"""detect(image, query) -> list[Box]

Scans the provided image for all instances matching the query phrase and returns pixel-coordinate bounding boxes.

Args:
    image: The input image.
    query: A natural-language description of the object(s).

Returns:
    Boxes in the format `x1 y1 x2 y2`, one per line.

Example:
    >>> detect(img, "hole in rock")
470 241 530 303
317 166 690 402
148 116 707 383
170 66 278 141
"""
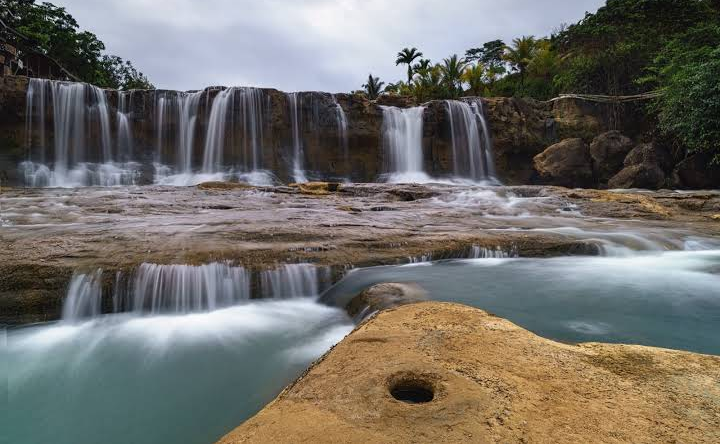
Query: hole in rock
390 379 434 404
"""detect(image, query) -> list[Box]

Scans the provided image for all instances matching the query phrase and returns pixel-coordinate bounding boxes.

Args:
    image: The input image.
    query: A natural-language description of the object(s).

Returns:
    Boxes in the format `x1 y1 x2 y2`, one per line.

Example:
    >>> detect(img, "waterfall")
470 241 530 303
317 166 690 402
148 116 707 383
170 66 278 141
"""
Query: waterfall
446 99 496 181
237 87 266 172
332 94 349 165
154 90 203 175
128 262 251 313
380 106 429 183
287 92 308 183
469 245 517 259
260 264 325 298
117 91 133 162
62 270 104 321
22 79 136 187
202 88 235 173
25 78 47 163
60 262 331 319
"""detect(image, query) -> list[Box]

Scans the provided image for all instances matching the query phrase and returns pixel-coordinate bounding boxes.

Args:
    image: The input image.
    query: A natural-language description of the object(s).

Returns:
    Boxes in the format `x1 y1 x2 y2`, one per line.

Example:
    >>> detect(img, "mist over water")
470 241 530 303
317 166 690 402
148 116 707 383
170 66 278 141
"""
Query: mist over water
4 300 353 444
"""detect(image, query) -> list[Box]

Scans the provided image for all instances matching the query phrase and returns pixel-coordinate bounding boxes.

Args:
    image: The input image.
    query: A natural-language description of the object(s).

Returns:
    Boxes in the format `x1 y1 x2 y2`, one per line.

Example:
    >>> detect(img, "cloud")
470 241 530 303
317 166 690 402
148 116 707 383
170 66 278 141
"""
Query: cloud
54 0 604 92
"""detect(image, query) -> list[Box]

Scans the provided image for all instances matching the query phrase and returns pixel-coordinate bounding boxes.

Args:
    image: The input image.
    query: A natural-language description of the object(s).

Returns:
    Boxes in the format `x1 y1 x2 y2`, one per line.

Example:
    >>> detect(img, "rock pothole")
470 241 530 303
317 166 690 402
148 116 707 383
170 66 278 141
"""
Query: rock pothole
388 375 435 404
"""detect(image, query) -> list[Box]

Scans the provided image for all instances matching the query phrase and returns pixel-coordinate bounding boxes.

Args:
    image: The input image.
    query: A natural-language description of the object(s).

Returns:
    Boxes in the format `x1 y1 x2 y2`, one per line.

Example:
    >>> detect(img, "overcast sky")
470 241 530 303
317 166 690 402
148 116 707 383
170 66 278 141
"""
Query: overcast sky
55 0 605 92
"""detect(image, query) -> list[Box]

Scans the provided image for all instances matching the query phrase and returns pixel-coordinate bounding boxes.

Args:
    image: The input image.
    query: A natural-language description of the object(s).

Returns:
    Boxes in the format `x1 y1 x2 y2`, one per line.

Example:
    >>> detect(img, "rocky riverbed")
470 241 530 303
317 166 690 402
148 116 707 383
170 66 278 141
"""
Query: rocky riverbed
2 182 719 323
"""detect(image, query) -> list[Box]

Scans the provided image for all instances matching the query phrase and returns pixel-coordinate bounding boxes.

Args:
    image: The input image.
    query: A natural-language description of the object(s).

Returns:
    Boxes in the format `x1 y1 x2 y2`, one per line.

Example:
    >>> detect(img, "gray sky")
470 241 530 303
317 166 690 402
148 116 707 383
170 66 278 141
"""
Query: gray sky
55 0 605 92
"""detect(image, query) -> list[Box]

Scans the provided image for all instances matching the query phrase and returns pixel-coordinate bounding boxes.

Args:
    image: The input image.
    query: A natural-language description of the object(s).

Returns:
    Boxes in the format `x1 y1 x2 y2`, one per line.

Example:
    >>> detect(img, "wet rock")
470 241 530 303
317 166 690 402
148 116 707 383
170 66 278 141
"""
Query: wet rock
589 131 634 182
346 283 428 322
289 182 341 195
608 164 665 189
197 181 254 190
533 138 594 187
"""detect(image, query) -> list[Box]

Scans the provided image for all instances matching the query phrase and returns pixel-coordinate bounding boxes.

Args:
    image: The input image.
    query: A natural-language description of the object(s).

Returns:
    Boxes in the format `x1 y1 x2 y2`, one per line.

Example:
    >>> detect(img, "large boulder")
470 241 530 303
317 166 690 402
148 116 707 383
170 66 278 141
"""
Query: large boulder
533 138 594 188
672 152 720 189
608 164 665 189
589 131 634 183
346 282 427 323
608 143 670 189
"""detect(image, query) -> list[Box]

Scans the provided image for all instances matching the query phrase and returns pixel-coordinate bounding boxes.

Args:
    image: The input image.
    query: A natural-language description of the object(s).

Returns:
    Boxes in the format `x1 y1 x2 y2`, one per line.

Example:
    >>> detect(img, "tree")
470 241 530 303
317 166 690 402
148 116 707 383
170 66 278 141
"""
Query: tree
395 47 423 84
461 64 485 96
503 36 537 88
439 55 467 98
362 74 385 100
412 58 432 75
465 39 506 73
1 0 153 88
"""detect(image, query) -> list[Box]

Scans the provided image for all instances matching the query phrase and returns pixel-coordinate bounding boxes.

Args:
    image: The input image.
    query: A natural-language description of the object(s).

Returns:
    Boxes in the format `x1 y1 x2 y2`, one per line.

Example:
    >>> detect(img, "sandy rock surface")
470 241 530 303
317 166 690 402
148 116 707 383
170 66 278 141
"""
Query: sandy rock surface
219 302 720 444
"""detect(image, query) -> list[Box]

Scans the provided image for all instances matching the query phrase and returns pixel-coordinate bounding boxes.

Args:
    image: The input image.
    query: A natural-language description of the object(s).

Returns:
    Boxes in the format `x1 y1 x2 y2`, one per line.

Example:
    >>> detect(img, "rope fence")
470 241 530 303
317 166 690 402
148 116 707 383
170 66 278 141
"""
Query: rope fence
548 91 664 103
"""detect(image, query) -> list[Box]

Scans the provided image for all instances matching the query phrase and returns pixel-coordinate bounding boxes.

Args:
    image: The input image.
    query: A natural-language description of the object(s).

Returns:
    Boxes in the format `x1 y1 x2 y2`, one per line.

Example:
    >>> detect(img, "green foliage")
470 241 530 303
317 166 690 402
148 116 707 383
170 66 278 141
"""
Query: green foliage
553 0 716 95
649 25 720 162
395 47 423 84
1 0 153 89
362 74 385 100
465 40 506 73
439 55 467 98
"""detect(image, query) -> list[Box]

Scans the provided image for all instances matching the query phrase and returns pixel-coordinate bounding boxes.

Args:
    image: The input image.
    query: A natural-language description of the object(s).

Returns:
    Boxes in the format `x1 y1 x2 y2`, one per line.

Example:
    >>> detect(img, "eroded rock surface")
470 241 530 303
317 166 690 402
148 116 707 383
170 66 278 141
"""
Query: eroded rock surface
2 183 719 323
218 302 720 444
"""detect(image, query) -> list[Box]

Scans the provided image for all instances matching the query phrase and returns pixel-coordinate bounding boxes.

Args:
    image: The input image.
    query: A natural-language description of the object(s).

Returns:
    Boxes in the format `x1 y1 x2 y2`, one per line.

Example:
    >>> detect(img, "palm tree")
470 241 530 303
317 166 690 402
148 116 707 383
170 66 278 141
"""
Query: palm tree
362 74 385 100
396 47 423 84
412 58 432 75
461 63 486 97
503 36 537 87
440 55 467 98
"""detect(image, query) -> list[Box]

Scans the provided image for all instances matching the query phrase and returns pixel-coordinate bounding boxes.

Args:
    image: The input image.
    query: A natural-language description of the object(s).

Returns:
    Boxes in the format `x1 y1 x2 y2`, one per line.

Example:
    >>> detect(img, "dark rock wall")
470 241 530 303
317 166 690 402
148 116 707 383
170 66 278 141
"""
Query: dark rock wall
1 75 716 188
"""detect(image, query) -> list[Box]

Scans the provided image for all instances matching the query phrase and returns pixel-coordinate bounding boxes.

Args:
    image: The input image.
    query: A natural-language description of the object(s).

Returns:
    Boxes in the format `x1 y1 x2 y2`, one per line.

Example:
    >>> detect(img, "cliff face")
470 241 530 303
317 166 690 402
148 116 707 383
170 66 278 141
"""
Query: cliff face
1 75 716 188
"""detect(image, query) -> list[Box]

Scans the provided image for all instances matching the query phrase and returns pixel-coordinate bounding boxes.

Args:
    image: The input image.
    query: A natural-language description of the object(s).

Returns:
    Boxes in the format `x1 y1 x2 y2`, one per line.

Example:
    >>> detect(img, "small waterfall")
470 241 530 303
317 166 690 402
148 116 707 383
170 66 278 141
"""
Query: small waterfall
470 245 517 258
260 264 324 298
128 262 251 313
445 99 496 181
117 91 133 162
203 88 235 173
60 262 331 319
154 90 203 175
380 106 427 183
25 78 48 163
287 92 307 183
22 79 135 187
62 270 103 321
237 87 266 172
332 94 349 164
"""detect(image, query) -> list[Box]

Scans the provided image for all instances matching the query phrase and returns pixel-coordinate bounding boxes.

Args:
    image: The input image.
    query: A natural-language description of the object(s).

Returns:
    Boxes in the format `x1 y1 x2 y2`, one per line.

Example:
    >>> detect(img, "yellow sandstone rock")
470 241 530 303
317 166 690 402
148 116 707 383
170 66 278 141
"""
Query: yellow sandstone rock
219 302 720 444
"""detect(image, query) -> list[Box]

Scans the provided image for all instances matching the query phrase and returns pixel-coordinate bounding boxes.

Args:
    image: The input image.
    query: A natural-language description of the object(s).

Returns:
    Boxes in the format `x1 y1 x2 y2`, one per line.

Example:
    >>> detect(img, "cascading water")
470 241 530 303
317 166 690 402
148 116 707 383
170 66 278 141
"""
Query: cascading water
127 262 251 313
154 90 203 184
445 99 497 181
203 87 235 174
332 94 349 170
116 91 133 162
380 106 429 183
22 79 138 187
59 262 329 320
287 92 308 183
260 264 327 298
62 270 104 321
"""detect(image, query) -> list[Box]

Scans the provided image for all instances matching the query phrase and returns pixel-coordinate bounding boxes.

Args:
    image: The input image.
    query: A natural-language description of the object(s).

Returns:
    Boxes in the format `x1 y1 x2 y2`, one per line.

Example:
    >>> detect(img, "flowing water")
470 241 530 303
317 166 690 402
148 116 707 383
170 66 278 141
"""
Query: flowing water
380 106 429 183
4 263 353 444
323 249 720 355
446 99 496 181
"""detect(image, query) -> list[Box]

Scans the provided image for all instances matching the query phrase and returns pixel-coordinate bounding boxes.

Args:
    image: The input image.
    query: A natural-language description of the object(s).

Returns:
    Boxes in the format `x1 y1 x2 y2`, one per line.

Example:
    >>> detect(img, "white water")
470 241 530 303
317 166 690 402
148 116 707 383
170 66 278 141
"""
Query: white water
260 264 327 298
288 92 308 183
6 300 353 444
332 94 349 157
380 106 431 183
116 91 133 162
203 88 235 173
58 262 330 319
446 99 496 181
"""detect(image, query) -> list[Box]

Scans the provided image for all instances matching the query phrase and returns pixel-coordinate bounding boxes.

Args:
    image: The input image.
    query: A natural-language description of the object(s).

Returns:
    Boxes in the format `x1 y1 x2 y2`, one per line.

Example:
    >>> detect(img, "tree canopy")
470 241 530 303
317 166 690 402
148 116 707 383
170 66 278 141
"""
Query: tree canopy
1 0 153 89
